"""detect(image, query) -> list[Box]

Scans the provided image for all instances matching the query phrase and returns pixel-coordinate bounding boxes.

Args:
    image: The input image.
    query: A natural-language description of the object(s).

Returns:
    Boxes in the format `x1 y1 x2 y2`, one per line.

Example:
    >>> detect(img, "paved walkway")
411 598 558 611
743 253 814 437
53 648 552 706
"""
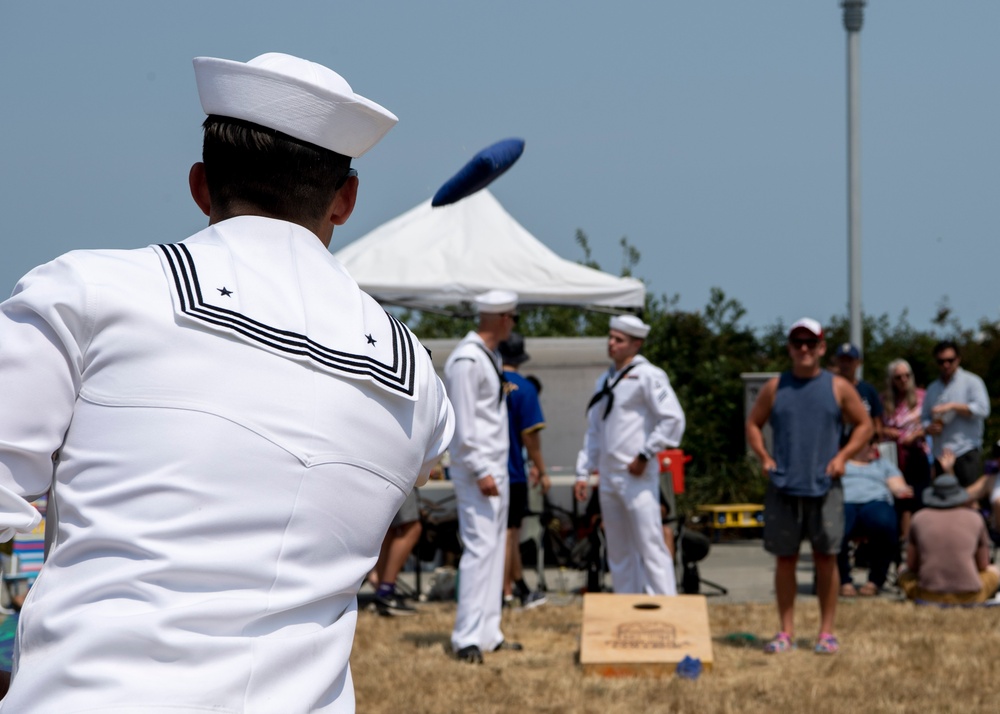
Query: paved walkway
684 538 777 603
378 537 854 606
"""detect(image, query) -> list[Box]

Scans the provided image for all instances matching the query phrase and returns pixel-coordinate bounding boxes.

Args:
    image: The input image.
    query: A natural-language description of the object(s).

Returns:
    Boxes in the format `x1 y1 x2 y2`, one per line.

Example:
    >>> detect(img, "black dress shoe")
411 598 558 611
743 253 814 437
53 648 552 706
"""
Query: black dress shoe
491 640 523 652
455 645 483 664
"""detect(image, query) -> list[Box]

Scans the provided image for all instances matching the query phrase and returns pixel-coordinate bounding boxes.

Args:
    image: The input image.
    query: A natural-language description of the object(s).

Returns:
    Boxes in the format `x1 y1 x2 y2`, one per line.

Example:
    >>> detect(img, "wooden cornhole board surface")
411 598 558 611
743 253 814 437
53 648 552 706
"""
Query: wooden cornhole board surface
580 594 714 677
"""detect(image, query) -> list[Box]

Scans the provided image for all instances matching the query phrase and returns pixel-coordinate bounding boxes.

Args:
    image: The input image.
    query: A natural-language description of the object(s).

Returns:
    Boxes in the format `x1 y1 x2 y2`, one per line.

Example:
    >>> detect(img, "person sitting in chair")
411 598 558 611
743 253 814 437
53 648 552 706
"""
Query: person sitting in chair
838 439 912 597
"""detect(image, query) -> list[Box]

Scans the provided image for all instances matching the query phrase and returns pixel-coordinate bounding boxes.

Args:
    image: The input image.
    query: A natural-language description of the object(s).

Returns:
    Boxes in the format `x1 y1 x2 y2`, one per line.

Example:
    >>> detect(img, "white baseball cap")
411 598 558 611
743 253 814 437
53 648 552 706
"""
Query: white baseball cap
193 52 398 158
788 317 823 339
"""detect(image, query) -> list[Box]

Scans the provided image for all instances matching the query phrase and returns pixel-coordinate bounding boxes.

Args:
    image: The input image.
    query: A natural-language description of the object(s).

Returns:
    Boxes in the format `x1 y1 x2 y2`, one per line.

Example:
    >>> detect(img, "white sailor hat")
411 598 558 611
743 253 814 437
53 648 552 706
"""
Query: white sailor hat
474 289 518 314
193 52 398 158
609 314 650 339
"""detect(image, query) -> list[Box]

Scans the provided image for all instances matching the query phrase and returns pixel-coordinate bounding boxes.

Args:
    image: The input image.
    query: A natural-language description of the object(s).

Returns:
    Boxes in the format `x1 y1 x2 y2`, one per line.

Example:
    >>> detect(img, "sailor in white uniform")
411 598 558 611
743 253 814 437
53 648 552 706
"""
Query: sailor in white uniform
0 53 453 713
445 290 520 663
574 315 685 595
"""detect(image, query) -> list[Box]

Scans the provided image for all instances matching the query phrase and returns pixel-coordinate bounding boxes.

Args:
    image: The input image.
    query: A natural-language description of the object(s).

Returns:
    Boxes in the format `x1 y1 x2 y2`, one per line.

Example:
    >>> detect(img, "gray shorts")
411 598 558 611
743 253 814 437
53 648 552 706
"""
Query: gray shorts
763 480 844 557
391 487 421 528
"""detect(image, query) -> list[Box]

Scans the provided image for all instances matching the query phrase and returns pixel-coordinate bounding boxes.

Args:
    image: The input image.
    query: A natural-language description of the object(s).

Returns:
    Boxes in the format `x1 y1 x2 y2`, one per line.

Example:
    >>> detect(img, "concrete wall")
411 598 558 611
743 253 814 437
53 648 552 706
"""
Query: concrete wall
423 336 609 474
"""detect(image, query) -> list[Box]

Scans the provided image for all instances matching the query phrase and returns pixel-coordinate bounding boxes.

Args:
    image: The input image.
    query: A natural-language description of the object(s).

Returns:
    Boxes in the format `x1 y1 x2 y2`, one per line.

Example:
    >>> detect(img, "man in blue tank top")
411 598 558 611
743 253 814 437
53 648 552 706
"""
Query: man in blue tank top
746 318 872 655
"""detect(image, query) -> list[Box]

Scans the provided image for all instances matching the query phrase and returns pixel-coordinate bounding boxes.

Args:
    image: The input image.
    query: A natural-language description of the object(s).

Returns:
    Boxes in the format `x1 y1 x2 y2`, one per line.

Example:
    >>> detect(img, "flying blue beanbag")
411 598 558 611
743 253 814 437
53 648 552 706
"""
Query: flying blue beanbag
431 138 525 207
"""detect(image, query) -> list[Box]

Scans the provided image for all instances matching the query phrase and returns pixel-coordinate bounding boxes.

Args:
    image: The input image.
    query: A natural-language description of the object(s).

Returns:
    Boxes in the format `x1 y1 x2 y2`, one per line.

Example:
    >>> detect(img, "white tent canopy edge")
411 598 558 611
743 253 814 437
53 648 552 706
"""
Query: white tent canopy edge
333 189 646 314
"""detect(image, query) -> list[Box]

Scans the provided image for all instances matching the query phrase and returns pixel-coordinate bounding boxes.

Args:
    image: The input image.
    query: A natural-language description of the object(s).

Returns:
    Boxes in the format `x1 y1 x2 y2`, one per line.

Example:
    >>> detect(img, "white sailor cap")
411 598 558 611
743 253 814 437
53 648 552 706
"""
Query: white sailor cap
193 52 398 158
474 289 518 314
609 314 650 339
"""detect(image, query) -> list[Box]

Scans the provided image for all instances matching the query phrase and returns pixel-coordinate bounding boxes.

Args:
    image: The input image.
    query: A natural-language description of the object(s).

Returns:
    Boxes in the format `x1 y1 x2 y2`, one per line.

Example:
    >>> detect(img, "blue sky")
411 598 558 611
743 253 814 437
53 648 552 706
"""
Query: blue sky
2 1 998 333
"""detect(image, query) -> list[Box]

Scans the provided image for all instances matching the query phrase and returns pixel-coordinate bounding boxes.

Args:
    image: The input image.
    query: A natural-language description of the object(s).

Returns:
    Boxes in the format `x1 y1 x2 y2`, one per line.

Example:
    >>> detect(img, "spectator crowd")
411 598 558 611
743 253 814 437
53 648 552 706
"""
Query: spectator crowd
371 315 1000 665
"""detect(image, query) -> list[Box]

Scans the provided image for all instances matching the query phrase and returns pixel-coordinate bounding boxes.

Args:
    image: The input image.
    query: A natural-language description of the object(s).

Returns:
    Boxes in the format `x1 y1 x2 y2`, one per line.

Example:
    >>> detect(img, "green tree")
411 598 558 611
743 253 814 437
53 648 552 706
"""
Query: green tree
399 225 1000 510
642 288 769 507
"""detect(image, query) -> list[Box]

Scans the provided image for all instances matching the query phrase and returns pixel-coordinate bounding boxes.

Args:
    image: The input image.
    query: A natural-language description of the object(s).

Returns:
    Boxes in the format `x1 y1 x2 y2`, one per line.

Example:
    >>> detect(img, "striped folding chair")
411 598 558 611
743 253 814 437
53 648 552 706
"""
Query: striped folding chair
2 496 47 610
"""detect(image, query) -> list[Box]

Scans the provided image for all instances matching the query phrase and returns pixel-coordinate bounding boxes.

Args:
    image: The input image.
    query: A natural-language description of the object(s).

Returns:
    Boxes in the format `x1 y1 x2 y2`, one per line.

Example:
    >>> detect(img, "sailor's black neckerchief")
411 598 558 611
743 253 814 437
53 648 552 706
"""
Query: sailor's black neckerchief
586 362 639 420
474 343 507 407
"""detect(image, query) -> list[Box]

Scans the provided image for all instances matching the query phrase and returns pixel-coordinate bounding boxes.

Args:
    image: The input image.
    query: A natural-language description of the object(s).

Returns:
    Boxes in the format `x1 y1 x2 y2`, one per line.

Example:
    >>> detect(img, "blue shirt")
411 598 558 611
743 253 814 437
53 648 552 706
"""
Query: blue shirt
842 380 883 446
855 380 883 418
842 458 899 504
504 371 545 484
770 370 842 497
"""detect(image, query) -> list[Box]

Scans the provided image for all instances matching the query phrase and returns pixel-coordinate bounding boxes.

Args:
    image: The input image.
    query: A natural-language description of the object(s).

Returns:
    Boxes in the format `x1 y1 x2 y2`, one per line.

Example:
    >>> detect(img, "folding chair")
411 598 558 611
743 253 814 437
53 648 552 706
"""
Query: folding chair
411 490 462 600
2 496 47 611
674 515 727 595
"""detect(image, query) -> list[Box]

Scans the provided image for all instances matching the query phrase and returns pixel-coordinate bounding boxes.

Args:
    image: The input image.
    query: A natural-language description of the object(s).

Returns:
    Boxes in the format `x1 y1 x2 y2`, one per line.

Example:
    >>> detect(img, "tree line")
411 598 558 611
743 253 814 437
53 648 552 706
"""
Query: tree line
402 232 1000 512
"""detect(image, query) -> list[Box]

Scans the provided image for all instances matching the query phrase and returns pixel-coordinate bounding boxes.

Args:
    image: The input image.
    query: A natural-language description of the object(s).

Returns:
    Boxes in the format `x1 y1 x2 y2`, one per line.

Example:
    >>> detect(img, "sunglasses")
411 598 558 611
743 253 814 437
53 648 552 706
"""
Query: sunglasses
936 357 957 366
892 373 911 381
335 168 358 191
503 312 520 324
789 338 819 349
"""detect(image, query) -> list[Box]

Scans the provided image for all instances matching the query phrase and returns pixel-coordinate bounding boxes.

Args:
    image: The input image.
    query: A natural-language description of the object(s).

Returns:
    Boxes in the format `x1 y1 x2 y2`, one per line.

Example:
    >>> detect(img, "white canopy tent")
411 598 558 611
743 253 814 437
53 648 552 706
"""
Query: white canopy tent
333 190 645 313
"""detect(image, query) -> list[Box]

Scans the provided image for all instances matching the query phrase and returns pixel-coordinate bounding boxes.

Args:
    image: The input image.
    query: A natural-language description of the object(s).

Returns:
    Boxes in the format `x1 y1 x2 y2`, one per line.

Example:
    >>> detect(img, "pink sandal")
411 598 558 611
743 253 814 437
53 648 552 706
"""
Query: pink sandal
763 632 795 654
814 632 839 654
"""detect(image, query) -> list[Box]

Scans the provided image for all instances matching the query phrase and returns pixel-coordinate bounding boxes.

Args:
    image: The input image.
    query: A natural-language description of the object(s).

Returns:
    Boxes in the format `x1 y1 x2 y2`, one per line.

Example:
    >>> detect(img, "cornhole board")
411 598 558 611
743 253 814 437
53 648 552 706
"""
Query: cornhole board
580 593 714 677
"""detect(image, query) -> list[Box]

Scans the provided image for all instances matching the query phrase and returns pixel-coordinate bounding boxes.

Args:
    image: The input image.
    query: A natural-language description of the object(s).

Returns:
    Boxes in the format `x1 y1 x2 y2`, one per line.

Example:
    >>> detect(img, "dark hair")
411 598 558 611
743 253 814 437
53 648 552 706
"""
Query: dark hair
525 375 542 395
932 340 960 358
201 115 352 225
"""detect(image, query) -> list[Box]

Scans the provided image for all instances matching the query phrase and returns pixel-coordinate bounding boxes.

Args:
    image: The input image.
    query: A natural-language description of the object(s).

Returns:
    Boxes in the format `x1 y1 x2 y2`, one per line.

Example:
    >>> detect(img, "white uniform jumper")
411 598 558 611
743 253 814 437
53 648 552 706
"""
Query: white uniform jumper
578 355 685 595
444 332 509 652
0 216 454 713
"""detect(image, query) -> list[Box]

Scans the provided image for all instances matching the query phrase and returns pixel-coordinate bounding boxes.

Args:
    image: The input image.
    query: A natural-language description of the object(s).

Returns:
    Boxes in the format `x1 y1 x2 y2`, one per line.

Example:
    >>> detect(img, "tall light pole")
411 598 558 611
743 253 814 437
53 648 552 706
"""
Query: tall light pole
843 0 865 372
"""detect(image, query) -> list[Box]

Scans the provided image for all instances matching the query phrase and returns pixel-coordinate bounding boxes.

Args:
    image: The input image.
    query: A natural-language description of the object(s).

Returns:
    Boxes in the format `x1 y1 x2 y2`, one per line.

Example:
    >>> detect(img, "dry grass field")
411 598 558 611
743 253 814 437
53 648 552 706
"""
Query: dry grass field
352 596 1000 714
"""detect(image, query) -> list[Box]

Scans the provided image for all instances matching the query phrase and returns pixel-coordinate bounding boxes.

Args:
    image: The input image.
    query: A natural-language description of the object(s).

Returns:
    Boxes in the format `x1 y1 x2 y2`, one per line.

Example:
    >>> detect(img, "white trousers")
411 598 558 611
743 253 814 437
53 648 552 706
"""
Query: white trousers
451 469 509 651
598 469 677 595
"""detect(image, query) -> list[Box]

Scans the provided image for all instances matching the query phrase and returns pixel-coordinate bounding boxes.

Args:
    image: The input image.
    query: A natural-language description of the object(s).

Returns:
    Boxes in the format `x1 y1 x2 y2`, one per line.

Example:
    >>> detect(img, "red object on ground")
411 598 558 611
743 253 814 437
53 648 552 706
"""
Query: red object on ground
658 449 691 494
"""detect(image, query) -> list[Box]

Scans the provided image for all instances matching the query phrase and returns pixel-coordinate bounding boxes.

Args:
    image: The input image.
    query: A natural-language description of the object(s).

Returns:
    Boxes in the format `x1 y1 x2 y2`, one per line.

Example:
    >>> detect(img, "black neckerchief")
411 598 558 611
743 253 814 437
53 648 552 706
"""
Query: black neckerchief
586 362 639 420
474 343 507 407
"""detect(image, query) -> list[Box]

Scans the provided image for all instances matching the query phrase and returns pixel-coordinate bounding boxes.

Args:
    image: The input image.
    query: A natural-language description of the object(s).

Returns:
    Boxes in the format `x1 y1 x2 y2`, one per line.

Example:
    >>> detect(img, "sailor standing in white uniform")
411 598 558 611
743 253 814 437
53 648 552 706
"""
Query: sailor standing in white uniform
445 290 521 663
0 53 453 713
574 315 685 595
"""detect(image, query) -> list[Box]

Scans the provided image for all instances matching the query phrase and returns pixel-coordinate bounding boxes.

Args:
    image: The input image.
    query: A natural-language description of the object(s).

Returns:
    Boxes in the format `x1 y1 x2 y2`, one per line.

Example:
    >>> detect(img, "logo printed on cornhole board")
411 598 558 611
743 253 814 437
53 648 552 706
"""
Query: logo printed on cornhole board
580 594 714 677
